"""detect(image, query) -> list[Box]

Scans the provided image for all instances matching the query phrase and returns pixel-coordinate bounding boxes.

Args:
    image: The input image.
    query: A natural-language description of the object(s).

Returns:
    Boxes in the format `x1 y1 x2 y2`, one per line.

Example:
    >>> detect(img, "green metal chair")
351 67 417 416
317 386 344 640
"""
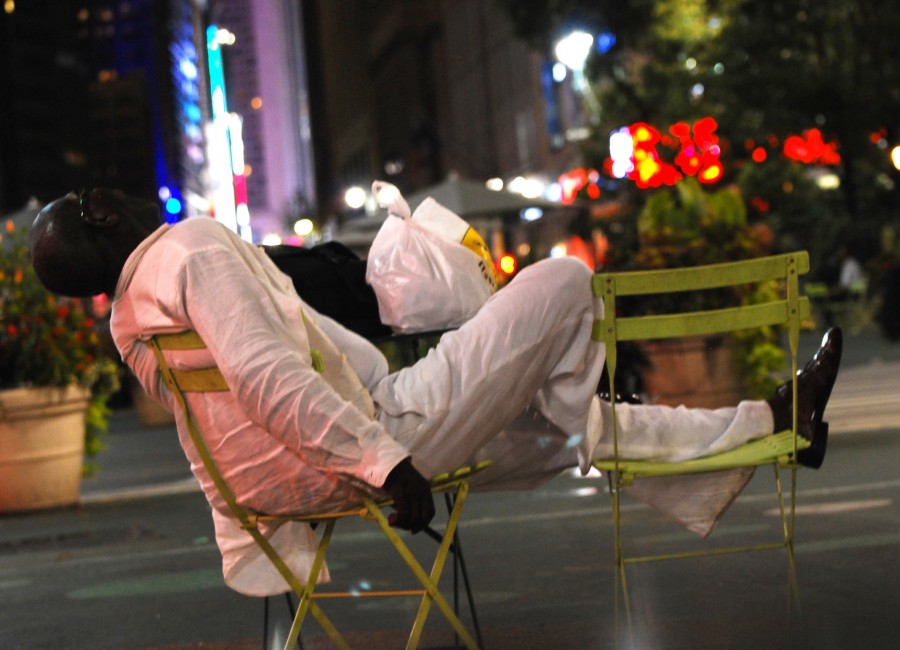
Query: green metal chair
147 331 487 650
591 251 813 617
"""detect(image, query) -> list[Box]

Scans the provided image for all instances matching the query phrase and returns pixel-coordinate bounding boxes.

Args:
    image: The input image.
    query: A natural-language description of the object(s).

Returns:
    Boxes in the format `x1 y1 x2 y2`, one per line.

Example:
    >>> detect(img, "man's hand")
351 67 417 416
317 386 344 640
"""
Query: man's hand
382 457 434 533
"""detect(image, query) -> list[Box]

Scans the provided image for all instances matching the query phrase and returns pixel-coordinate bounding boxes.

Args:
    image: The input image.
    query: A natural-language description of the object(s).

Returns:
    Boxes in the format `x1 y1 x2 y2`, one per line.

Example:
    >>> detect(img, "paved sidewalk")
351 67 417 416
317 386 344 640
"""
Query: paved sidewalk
79 407 195 503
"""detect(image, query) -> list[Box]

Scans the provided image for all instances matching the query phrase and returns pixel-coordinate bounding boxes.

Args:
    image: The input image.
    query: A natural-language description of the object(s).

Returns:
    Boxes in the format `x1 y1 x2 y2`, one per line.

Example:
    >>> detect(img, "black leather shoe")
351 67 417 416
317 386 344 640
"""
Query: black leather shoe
768 327 842 468
797 327 842 468
802 327 843 422
797 421 829 469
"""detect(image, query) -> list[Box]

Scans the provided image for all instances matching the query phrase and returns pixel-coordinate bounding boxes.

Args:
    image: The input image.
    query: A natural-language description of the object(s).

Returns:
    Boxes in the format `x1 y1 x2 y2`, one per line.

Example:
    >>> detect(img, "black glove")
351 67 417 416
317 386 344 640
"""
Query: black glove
382 457 435 533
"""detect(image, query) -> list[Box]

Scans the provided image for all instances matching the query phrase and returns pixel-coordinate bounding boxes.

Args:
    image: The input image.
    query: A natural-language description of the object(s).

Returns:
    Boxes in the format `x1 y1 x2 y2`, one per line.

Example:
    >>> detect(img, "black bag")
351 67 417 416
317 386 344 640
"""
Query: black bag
263 242 391 339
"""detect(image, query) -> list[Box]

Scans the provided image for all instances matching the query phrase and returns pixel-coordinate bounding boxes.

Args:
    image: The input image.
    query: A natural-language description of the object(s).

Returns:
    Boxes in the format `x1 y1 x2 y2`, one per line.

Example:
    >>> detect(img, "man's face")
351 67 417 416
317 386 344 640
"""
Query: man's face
77 188 163 232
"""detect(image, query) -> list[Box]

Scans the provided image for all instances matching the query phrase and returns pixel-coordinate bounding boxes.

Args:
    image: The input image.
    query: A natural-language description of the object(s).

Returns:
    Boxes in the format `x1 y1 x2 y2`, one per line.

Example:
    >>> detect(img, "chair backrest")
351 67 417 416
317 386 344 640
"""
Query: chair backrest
146 333 251 520
592 251 811 460
146 331 358 596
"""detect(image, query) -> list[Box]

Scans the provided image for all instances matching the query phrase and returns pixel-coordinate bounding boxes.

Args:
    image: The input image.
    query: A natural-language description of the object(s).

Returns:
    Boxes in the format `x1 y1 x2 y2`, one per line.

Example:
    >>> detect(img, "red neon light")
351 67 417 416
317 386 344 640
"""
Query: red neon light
233 174 248 206
498 254 517 276
558 167 602 204
698 160 724 184
626 122 678 188
625 117 723 188
783 128 840 165
612 119 845 190
559 167 588 203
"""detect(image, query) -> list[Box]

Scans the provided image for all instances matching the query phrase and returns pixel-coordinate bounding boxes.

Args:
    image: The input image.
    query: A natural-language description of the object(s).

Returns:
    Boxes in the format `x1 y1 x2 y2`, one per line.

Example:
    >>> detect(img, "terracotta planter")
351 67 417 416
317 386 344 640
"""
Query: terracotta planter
0 384 90 512
640 335 745 409
129 373 175 427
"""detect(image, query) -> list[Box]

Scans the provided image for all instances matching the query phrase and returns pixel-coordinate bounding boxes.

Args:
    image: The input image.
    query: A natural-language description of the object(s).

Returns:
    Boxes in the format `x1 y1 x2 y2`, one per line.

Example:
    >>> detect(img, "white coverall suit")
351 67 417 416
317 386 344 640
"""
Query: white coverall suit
112 218 773 595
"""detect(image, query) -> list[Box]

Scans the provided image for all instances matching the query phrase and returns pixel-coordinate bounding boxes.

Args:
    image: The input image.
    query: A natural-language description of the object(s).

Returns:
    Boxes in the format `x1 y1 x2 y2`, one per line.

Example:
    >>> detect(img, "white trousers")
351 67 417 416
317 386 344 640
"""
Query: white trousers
372 257 775 490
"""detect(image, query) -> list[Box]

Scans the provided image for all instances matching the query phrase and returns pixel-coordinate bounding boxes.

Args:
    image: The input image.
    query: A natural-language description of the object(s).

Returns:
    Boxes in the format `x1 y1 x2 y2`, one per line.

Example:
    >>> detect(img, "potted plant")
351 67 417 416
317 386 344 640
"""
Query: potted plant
624 177 786 406
0 218 120 511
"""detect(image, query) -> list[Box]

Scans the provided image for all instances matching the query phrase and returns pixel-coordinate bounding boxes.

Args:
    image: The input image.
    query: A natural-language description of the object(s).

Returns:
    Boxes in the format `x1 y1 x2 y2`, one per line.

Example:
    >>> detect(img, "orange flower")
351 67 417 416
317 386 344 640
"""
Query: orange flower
2 219 118 409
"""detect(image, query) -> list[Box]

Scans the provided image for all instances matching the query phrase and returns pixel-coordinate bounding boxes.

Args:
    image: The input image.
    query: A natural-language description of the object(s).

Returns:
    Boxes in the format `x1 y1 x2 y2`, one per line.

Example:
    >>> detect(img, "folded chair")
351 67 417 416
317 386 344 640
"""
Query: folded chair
147 331 488 650
591 251 813 617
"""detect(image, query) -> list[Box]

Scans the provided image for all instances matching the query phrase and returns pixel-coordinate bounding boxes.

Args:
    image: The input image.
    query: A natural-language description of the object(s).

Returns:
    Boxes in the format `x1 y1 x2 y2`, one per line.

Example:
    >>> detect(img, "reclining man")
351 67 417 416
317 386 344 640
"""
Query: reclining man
30 188 841 596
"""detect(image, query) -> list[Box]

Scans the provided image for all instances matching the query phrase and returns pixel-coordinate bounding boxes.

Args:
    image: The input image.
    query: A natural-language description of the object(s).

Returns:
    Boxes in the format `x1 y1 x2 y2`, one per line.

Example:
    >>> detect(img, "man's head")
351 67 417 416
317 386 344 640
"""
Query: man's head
30 189 162 297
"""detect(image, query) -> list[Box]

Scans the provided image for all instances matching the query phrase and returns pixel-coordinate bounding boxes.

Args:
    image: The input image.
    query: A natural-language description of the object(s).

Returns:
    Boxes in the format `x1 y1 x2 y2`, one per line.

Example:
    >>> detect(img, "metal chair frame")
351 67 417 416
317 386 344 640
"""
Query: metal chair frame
262 485 483 649
148 331 486 650
591 251 813 619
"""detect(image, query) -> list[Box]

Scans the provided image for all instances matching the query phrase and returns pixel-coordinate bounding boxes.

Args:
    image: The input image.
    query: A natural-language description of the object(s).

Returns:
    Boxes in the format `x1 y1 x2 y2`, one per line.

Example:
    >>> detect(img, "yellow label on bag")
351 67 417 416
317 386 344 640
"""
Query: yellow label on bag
461 227 498 291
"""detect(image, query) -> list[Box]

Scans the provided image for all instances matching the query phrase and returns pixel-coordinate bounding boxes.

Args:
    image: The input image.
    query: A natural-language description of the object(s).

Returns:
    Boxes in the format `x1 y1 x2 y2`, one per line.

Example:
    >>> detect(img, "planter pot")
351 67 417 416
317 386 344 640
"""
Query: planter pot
129 373 175 427
0 384 90 512
640 335 744 409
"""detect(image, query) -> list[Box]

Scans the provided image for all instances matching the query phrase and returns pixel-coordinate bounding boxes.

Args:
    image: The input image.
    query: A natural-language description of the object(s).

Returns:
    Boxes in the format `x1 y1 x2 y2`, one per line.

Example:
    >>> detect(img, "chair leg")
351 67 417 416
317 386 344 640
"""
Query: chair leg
289 521 348 650
284 595 306 649
607 472 632 637
265 482 482 650
365 488 480 650
261 595 305 650
410 487 479 650
773 464 801 614
443 491 484 650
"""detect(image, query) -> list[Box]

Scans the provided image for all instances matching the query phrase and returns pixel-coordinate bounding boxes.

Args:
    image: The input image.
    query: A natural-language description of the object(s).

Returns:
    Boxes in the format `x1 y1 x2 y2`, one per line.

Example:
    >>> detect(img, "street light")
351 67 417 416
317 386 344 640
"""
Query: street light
344 186 367 210
555 30 593 72
554 30 597 117
293 218 315 237
215 28 236 45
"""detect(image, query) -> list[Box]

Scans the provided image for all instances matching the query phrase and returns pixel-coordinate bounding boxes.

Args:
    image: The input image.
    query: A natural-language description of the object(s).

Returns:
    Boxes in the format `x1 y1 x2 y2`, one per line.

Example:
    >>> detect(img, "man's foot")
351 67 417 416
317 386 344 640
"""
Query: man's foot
767 327 843 468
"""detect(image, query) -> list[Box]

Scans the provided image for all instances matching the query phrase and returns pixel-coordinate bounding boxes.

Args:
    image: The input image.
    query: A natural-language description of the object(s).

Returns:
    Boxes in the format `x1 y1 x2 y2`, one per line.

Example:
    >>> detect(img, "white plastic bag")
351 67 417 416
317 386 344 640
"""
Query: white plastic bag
366 181 497 333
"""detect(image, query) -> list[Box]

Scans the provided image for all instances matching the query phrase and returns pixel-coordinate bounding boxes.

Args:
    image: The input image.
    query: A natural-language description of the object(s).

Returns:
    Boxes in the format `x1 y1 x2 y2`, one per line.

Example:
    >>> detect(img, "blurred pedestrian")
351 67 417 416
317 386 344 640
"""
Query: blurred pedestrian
832 245 867 300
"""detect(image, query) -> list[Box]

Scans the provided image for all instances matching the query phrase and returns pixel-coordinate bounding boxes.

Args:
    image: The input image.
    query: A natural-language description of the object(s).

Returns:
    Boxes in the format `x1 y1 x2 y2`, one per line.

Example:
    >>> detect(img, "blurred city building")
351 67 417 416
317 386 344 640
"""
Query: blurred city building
0 0 318 242
303 0 586 201
2 0 590 254
77 0 208 221
302 0 592 260
0 0 207 221
0 1 91 211
205 0 317 241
